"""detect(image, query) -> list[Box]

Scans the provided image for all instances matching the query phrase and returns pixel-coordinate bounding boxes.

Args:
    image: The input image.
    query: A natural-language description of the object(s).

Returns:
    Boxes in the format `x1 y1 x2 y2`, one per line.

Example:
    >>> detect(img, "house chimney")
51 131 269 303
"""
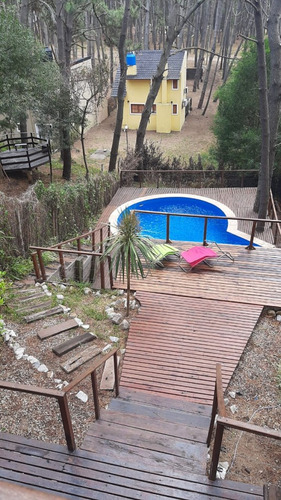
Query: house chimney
126 53 137 76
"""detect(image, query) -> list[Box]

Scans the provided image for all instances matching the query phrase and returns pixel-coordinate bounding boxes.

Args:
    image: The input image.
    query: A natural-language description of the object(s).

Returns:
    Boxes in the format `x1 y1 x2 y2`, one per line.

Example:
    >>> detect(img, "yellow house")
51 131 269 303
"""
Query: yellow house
112 50 188 133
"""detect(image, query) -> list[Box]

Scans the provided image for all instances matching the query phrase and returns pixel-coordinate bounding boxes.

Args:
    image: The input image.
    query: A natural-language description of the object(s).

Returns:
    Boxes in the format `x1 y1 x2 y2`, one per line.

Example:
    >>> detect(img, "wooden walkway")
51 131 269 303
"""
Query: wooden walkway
120 291 263 405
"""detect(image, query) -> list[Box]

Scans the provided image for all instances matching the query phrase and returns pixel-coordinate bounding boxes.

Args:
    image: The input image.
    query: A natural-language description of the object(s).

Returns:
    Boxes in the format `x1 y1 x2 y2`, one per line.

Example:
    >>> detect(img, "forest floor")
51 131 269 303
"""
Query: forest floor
1 60 281 489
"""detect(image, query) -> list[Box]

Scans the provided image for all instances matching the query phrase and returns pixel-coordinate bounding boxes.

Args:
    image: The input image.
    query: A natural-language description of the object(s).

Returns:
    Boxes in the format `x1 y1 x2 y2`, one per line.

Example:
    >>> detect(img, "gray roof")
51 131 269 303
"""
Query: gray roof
112 50 185 97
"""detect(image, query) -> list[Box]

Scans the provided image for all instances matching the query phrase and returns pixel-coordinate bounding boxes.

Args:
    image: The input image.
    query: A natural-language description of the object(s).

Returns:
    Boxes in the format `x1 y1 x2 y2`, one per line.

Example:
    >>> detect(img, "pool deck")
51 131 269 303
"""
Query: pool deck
99 186 274 244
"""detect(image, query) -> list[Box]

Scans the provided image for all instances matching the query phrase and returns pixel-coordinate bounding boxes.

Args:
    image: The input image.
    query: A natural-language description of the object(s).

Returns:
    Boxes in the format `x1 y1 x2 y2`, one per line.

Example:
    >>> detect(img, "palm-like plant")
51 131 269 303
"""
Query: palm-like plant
102 210 154 316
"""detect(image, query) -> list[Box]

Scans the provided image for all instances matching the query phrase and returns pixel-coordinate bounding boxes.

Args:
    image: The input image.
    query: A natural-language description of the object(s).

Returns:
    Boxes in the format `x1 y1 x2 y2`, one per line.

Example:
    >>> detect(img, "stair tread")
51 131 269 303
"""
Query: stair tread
109 397 210 429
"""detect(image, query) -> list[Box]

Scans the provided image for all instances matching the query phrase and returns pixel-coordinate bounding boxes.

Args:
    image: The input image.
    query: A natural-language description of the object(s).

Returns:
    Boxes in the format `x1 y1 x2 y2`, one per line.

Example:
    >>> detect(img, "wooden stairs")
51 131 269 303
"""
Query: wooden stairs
0 389 263 499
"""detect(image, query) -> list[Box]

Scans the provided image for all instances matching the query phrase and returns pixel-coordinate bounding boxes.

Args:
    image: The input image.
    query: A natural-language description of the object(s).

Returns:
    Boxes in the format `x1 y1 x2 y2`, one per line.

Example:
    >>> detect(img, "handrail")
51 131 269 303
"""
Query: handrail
29 224 112 287
134 209 281 248
119 169 259 188
207 363 281 481
0 348 119 452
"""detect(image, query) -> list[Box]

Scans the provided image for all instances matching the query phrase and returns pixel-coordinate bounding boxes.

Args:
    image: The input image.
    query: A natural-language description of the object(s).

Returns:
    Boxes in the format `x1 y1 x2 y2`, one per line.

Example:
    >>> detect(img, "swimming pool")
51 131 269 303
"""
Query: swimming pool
109 194 269 246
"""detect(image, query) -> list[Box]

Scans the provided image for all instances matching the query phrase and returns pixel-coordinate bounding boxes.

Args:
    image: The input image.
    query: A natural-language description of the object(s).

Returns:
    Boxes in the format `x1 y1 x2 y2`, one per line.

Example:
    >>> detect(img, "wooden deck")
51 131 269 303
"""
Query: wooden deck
0 187 279 498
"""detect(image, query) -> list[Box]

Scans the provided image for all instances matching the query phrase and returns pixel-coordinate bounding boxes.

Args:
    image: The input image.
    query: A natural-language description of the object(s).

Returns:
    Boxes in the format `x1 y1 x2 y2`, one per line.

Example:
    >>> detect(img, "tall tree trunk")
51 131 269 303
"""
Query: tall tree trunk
143 0 151 50
56 0 73 181
198 0 222 110
135 0 207 154
108 0 130 172
252 0 270 231
267 0 281 184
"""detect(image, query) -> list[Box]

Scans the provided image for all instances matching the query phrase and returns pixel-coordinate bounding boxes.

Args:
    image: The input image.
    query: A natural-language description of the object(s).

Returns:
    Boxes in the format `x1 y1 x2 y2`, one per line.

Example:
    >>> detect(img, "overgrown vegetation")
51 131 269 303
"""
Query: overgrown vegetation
0 173 119 264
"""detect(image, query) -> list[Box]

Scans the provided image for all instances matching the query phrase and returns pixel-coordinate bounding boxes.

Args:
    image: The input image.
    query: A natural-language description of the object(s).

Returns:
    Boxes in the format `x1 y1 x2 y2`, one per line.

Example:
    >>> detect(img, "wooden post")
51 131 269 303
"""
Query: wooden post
91 370 100 420
209 422 224 481
77 238 81 252
166 215 171 243
114 351 119 396
203 218 208 245
57 395 76 451
108 256 114 289
241 172 244 188
37 250 47 281
100 260 105 289
120 170 123 188
206 383 218 447
31 253 41 281
246 221 257 250
58 245 66 279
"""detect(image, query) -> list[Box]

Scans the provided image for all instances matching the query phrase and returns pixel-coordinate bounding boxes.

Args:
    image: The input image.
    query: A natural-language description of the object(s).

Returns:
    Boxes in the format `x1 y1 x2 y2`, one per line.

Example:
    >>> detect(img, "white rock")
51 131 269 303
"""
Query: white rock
33 361 41 369
106 308 115 319
54 379 62 384
230 404 238 414
89 332 97 338
111 313 123 325
62 381 69 387
60 305 70 313
109 336 119 343
35 282 41 287
216 461 229 480
74 317 83 326
118 290 124 295
60 284 67 290
41 284 48 291
28 356 39 365
276 315 281 322
56 383 63 389
47 371 54 378
84 287 92 295
37 364 48 373
120 349 126 355
22 354 29 360
15 347 25 360
82 324 90 330
229 391 236 399
102 344 112 353
45 291 52 297
224 398 229 406
120 319 130 330
130 300 137 310
56 294 64 300
95 290 101 296
76 391 88 403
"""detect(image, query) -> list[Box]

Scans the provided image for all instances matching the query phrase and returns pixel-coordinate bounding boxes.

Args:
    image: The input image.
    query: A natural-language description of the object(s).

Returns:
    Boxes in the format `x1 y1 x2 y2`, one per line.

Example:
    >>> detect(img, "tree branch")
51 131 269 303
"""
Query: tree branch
239 33 258 44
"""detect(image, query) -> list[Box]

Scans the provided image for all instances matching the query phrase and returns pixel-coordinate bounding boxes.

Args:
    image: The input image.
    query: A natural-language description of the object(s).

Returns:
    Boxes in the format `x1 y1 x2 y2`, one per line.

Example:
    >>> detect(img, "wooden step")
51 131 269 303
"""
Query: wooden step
0 432 263 499
24 306 64 323
52 332 96 357
16 300 52 314
61 345 102 373
38 319 78 340
109 397 210 429
100 408 207 443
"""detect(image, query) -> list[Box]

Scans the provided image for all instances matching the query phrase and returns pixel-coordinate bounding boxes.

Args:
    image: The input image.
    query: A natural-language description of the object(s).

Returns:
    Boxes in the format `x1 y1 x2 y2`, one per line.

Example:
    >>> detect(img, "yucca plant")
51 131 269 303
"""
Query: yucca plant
102 210 154 316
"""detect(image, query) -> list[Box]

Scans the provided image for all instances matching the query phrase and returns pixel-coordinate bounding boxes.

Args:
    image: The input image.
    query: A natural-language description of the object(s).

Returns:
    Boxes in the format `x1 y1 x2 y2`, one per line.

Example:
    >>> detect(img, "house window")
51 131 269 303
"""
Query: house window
172 79 178 90
131 104 156 114
172 104 178 115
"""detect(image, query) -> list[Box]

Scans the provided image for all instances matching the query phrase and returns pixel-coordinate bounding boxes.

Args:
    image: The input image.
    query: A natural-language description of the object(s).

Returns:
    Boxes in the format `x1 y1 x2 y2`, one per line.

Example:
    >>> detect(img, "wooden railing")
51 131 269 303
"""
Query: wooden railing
134 209 281 249
119 169 259 189
0 133 48 151
0 348 119 452
30 224 113 287
268 191 281 246
207 364 281 481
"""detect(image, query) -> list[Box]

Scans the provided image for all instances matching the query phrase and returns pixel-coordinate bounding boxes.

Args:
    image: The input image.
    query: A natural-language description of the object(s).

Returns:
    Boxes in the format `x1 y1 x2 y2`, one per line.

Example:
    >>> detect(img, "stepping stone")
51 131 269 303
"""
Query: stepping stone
61 345 102 373
24 305 64 323
52 332 97 357
16 300 52 314
100 356 120 390
38 319 78 340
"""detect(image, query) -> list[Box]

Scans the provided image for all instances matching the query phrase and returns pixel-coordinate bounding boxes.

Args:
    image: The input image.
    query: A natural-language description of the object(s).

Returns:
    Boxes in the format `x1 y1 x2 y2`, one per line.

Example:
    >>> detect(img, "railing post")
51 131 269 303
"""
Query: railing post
37 249 47 281
166 215 171 243
113 351 120 396
57 395 76 451
91 230 95 251
108 256 114 289
209 422 225 480
120 170 123 188
58 245 66 279
91 370 100 420
206 383 218 447
246 221 256 250
203 218 208 245
77 238 81 252
31 252 41 281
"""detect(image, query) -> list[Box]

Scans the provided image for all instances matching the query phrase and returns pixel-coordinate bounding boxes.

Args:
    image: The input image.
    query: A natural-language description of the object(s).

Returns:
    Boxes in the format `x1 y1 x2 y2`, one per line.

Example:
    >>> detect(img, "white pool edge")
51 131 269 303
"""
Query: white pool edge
108 193 273 248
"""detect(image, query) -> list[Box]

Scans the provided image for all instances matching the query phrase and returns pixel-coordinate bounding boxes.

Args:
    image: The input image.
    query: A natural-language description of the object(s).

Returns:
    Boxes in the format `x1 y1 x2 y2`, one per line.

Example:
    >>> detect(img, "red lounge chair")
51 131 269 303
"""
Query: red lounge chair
180 246 218 272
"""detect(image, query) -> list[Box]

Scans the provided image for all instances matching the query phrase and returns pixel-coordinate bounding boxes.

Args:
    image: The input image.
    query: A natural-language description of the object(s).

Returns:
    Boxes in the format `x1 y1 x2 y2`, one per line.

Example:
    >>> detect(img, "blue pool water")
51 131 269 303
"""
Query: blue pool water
117 196 254 245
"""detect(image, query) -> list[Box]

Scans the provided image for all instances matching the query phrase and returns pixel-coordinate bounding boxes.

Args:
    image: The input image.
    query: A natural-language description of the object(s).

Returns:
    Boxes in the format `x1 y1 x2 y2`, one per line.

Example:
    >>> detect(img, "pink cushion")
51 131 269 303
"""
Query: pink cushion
181 246 218 268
